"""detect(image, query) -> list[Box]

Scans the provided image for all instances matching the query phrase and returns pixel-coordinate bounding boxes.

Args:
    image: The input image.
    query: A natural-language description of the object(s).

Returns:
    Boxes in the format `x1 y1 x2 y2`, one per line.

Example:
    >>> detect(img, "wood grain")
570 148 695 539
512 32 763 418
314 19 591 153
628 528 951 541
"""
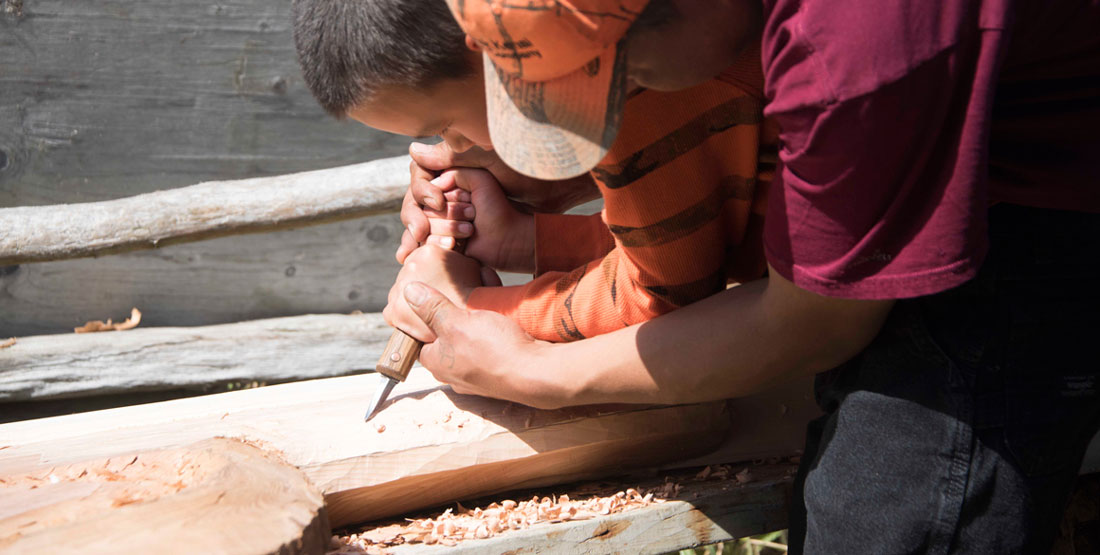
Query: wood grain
0 0 415 336
0 157 409 265
0 313 392 401
0 371 730 528
0 0 409 208
0 438 329 555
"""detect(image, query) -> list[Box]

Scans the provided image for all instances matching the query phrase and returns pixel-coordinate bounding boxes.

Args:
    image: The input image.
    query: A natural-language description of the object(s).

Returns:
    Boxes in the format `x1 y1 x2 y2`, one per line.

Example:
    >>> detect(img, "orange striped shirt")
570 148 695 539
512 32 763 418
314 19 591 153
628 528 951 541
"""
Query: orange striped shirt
466 61 774 342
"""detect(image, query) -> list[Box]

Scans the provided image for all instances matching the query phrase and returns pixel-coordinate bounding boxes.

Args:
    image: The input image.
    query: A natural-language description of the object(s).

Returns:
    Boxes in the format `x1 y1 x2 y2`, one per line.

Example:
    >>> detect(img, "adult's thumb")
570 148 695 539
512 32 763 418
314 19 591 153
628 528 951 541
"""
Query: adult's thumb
409 142 454 170
403 282 456 333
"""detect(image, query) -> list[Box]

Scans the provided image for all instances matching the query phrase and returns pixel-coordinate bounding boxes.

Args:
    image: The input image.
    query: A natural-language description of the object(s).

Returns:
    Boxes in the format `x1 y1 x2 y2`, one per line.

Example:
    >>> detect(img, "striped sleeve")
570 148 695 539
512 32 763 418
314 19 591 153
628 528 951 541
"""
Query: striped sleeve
468 79 766 342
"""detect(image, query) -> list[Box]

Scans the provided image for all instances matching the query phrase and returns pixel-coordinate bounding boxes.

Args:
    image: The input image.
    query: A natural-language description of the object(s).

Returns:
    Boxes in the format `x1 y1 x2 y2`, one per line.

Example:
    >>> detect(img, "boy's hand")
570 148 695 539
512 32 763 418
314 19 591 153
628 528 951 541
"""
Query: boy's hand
399 141 601 264
384 245 497 342
438 168 536 273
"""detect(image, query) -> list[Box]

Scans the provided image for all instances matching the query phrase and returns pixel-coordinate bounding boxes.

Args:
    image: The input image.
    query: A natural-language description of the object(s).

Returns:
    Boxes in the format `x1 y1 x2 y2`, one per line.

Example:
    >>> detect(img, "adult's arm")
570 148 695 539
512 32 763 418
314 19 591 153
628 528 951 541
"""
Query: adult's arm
402 263 893 409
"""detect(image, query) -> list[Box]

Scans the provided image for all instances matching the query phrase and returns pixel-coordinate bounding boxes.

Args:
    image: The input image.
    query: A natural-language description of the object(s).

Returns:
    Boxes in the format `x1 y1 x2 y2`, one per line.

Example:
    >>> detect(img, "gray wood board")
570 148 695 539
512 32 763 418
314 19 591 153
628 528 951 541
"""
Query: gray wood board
0 312 392 401
0 0 419 335
0 213 405 336
0 0 411 207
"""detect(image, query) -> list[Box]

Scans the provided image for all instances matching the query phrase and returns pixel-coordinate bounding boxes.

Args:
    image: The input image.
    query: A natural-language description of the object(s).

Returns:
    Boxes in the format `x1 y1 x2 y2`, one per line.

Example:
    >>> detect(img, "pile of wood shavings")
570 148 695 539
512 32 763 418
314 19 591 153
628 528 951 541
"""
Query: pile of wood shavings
328 488 663 554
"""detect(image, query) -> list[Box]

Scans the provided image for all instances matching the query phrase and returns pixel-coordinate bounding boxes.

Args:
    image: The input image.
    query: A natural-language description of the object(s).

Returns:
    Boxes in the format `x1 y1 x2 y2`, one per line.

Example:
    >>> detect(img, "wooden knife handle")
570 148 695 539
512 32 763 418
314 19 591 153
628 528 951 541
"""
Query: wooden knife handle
375 329 421 382
375 238 466 382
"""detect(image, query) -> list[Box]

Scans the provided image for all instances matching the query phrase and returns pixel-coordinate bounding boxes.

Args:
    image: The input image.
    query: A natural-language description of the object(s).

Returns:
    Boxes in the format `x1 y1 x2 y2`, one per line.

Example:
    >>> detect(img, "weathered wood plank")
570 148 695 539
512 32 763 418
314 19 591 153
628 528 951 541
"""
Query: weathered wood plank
0 0 409 207
0 313 392 401
0 371 731 527
0 157 409 265
0 0 417 336
0 213 407 336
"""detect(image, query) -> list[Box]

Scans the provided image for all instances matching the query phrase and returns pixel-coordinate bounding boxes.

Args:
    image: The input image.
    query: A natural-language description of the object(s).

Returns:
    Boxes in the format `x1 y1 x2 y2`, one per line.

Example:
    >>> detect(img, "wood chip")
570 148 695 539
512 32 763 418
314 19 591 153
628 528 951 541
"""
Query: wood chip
74 308 142 333
0 337 15 349
330 486 667 551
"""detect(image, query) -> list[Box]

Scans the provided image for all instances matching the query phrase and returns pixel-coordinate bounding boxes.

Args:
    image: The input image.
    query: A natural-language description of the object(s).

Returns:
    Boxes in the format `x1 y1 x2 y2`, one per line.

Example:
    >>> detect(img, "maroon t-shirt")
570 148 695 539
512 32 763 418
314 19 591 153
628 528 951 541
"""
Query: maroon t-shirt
761 0 1100 299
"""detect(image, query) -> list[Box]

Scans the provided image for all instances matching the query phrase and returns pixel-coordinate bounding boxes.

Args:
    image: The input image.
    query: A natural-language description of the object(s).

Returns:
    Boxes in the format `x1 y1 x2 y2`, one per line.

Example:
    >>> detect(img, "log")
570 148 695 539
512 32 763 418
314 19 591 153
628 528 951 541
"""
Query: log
0 371 731 528
0 313 392 401
0 156 410 266
0 438 329 555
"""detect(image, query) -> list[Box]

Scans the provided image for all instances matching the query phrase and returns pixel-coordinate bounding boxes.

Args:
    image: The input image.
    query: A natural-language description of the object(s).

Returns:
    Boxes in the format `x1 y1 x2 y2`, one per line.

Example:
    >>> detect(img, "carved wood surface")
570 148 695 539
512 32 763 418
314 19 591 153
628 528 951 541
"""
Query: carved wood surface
0 371 731 527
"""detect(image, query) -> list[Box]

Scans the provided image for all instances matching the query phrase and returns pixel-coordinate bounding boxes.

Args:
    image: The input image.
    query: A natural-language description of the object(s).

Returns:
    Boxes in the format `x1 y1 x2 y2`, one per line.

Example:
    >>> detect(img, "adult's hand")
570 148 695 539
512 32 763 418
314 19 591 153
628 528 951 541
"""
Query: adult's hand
383 245 498 342
400 281 562 407
400 263 895 409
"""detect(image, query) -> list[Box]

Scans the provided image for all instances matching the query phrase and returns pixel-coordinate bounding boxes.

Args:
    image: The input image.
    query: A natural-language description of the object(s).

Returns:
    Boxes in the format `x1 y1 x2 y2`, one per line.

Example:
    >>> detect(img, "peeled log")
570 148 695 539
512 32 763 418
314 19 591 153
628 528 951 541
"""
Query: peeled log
0 156 410 266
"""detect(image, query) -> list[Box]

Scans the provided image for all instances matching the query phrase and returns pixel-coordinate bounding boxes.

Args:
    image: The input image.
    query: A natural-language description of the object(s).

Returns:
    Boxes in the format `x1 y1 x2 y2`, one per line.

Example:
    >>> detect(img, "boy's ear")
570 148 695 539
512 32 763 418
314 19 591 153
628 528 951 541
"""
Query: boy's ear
464 35 481 52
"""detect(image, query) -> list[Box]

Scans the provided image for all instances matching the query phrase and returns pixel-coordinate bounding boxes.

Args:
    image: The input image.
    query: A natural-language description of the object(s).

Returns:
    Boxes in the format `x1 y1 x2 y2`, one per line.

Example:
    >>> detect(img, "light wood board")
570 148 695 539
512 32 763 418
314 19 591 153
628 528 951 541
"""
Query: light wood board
0 370 730 527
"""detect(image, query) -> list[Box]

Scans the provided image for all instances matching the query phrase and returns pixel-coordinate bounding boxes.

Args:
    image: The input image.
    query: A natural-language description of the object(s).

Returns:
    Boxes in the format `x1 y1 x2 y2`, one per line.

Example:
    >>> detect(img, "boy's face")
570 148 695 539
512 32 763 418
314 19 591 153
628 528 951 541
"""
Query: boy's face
347 66 492 154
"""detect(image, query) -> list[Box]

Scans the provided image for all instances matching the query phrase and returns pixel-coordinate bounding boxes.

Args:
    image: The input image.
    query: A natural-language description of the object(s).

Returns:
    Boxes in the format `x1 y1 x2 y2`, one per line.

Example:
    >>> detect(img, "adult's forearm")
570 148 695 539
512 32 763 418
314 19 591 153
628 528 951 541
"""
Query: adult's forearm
534 269 894 407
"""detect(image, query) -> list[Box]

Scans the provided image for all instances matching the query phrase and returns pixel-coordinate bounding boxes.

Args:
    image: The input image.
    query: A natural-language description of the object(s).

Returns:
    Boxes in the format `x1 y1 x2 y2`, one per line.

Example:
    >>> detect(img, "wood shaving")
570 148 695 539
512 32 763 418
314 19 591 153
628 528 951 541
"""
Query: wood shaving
74 308 142 333
735 468 753 484
328 488 666 553
0 337 14 349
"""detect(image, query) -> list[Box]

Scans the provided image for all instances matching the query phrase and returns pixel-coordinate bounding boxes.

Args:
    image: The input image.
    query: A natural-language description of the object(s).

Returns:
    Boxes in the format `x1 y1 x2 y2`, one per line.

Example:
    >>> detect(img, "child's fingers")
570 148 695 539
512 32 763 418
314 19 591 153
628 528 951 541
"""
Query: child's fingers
428 218 474 239
442 187 471 204
424 234 458 250
423 201 474 221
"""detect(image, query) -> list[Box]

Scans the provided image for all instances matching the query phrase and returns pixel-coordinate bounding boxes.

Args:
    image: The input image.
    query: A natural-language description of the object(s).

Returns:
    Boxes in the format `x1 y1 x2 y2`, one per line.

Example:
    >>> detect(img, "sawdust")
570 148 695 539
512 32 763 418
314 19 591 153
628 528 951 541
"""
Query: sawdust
0 338 14 349
328 488 665 553
74 308 142 333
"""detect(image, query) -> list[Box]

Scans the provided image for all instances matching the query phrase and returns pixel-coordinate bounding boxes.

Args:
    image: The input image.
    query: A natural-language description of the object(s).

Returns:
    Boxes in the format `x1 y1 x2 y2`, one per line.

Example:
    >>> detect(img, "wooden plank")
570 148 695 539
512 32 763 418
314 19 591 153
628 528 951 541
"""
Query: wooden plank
0 212 408 337
0 313 392 401
0 371 731 527
0 157 409 265
0 0 414 336
0 438 329 555
0 0 409 209
336 463 795 554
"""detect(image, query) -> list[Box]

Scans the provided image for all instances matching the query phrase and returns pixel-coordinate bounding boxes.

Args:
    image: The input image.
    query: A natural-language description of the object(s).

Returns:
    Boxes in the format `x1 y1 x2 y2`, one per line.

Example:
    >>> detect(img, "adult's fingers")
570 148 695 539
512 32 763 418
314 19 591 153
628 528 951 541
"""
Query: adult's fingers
403 282 460 338
410 142 496 173
395 228 419 264
400 189 430 245
480 266 503 287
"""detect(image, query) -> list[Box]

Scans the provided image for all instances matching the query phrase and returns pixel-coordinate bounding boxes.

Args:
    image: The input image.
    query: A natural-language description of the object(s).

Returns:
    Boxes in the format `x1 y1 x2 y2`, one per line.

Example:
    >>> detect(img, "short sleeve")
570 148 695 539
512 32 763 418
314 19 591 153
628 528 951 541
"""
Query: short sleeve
761 0 1011 299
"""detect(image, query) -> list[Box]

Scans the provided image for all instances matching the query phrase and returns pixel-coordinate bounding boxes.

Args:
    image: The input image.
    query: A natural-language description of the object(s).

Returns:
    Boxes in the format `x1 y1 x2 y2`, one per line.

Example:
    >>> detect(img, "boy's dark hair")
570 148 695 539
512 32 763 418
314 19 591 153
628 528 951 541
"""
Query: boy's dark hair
291 0 475 118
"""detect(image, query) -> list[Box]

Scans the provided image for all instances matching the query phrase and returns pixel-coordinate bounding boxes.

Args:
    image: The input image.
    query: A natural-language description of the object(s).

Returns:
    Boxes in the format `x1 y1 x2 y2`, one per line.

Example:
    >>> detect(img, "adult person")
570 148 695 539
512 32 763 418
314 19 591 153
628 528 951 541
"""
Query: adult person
391 0 1100 552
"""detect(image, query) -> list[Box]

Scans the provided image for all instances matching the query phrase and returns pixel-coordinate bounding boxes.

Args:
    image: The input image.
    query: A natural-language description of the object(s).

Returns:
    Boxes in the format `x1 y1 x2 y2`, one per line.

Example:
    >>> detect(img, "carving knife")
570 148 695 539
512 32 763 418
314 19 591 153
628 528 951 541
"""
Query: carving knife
365 238 466 421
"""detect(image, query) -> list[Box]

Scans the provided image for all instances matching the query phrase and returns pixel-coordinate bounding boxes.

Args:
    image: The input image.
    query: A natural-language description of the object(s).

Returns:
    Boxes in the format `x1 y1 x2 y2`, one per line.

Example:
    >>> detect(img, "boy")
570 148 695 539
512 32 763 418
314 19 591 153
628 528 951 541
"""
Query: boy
291 0 771 342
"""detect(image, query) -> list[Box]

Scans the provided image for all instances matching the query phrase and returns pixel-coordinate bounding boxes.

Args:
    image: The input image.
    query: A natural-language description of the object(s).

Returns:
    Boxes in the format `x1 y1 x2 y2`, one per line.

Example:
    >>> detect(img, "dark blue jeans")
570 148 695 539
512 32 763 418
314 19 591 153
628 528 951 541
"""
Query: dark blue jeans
789 204 1100 554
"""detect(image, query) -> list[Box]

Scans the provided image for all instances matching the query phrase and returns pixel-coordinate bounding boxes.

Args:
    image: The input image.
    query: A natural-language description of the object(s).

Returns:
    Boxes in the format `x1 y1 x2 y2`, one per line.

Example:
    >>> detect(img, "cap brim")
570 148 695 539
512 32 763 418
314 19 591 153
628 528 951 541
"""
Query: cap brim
483 46 627 180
